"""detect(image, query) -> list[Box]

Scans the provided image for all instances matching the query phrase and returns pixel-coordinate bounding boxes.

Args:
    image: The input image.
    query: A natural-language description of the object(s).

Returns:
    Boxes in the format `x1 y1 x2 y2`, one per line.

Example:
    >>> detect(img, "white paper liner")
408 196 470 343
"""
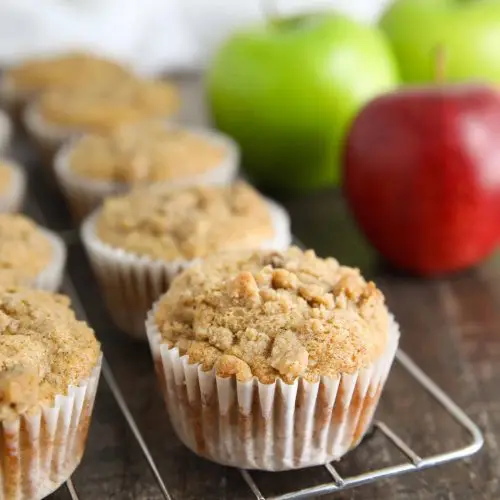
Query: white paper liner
30 229 67 292
81 200 292 340
23 102 78 167
146 307 399 471
0 75 25 119
0 355 102 500
53 126 240 221
0 110 12 154
0 161 26 213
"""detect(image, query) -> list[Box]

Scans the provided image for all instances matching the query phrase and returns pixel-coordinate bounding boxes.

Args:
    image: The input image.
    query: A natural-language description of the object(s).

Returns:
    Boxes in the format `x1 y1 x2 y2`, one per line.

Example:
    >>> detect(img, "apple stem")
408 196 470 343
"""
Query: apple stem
434 45 447 83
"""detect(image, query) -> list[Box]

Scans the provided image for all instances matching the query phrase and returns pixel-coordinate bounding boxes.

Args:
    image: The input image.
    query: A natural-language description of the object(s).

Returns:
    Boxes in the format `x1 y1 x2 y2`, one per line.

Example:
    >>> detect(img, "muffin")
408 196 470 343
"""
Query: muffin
54 121 239 221
147 247 399 470
0 214 66 291
0 287 101 499
81 182 291 339
24 77 179 162
0 52 132 119
0 160 26 213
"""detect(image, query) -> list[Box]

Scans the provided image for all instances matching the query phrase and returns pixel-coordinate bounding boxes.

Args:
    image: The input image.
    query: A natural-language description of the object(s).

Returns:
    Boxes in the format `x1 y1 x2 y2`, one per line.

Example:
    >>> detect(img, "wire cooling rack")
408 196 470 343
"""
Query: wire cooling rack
28 200 483 500
61 251 483 500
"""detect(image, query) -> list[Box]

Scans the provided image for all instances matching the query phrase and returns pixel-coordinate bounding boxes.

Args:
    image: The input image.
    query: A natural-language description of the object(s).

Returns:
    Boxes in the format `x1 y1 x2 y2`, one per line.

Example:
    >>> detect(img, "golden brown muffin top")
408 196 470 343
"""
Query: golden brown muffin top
69 121 226 183
95 182 275 261
0 163 12 195
5 52 132 97
155 247 389 384
0 214 53 286
36 77 179 133
0 287 100 420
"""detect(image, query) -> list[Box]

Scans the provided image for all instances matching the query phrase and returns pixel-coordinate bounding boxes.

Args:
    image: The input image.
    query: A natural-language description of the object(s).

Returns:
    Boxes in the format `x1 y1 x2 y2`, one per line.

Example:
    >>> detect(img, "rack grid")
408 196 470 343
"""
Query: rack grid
29 197 484 500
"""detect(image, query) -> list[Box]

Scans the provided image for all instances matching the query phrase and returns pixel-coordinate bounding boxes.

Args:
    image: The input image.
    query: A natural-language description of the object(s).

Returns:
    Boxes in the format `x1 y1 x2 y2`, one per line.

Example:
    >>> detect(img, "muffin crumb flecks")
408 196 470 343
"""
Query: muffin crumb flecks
155 247 389 384
36 77 179 132
95 182 275 261
69 122 226 183
0 162 12 195
0 214 53 286
0 287 100 420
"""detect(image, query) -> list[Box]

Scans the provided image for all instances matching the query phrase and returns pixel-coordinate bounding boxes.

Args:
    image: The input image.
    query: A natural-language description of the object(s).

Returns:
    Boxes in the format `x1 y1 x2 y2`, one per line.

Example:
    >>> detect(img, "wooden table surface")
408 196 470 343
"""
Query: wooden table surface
19 75 497 500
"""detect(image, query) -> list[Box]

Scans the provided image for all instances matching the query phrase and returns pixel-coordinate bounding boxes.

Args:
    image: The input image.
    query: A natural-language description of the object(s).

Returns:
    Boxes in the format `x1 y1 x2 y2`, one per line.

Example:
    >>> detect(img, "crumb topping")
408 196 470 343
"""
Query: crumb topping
0 162 12 195
69 121 226 183
37 77 179 132
5 52 132 96
0 287 100 420
155 247 389 384
0 214 53 286
95 182 275 261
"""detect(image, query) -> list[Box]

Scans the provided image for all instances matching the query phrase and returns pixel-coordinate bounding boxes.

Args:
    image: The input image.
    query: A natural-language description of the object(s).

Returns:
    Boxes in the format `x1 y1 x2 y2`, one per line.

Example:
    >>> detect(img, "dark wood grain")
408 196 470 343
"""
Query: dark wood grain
12 74 497 499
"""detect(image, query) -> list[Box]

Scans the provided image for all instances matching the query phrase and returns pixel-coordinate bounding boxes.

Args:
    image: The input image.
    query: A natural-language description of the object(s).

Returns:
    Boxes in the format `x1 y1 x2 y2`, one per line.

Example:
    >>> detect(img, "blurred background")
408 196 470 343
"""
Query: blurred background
0 0 392 74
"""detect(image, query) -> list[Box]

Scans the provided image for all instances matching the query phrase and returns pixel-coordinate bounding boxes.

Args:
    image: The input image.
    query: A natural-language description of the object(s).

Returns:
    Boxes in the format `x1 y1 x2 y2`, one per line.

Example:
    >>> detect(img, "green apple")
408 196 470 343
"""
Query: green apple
206 13 398 192
380 0 500 83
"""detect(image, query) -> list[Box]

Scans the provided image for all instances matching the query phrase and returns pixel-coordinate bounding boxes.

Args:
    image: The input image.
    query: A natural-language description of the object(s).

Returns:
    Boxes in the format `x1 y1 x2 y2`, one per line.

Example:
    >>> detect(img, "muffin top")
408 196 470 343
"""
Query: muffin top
95 182 275 261
0 214 53 286
36 77 179 132
0 287 100 420
68 121 226 183
0 162 12 196
155 247 389 384
5 52 131 96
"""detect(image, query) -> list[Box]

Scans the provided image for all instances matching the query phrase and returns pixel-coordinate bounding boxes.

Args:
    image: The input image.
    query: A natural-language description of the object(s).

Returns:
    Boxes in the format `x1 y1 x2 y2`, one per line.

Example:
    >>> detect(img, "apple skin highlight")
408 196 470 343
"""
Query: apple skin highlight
207 13 398 192
380 0 500 85
343 84 500 276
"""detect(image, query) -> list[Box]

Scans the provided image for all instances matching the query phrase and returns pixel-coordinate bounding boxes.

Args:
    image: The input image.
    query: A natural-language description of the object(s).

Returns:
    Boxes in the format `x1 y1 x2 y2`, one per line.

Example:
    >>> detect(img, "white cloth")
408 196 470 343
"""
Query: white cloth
0 0 393 75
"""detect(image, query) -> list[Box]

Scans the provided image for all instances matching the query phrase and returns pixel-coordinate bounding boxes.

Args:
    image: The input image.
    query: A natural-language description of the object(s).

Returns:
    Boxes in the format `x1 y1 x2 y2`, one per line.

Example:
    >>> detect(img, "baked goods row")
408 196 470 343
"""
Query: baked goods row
0 53 399 499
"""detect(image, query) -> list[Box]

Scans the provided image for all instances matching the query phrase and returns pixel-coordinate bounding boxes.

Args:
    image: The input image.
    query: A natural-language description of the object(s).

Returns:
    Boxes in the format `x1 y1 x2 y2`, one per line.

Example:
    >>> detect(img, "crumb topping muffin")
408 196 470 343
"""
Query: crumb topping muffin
36 78 179 132
0 287 100 420
0 162 12 195
0 214 53 285
4 52 131 97
155 247 389 384
95 182 276 261
69 121 226 183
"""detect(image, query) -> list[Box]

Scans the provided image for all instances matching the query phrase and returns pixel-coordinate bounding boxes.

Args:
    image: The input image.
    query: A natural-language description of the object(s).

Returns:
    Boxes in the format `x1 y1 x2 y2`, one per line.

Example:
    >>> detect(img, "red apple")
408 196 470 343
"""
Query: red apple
344 84 500 276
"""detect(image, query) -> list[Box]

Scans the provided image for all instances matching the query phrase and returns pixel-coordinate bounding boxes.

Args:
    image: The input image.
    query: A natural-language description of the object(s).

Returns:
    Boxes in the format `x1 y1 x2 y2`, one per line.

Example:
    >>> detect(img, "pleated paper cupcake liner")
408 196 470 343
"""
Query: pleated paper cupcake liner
31 230 67 292
0 355 102 500
0 109 12 153
53 126 240 221
81 201 292 340
146 306 399 471
0 161 26 213
0 76 26 125
23 103 71 169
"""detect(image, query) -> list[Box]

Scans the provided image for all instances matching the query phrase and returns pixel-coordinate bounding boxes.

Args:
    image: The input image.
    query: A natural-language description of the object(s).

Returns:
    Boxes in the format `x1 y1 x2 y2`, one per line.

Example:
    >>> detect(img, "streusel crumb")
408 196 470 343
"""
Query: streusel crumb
0 214 53 286
95 182 275 261
0 287 100 420
5 52 131 95
69 121 225 183
0 162 12 195
155 247 389 384
37 77 179 132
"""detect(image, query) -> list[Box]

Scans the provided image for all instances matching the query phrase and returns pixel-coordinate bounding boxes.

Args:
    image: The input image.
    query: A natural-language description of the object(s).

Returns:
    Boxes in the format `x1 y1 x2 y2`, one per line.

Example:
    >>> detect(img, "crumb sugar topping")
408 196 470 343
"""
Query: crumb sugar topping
0 287 100 420
6 52 131 95
69 121 226 183
37 77 179 132
0 162 12 195
95 182 275 261
155 247 390 384
0 214 53 286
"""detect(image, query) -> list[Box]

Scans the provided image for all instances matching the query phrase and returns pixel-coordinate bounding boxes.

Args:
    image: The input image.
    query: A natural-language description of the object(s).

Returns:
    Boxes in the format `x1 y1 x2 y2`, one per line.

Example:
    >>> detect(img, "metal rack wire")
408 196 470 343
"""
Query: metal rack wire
59 254 484 500
29 203 483 500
